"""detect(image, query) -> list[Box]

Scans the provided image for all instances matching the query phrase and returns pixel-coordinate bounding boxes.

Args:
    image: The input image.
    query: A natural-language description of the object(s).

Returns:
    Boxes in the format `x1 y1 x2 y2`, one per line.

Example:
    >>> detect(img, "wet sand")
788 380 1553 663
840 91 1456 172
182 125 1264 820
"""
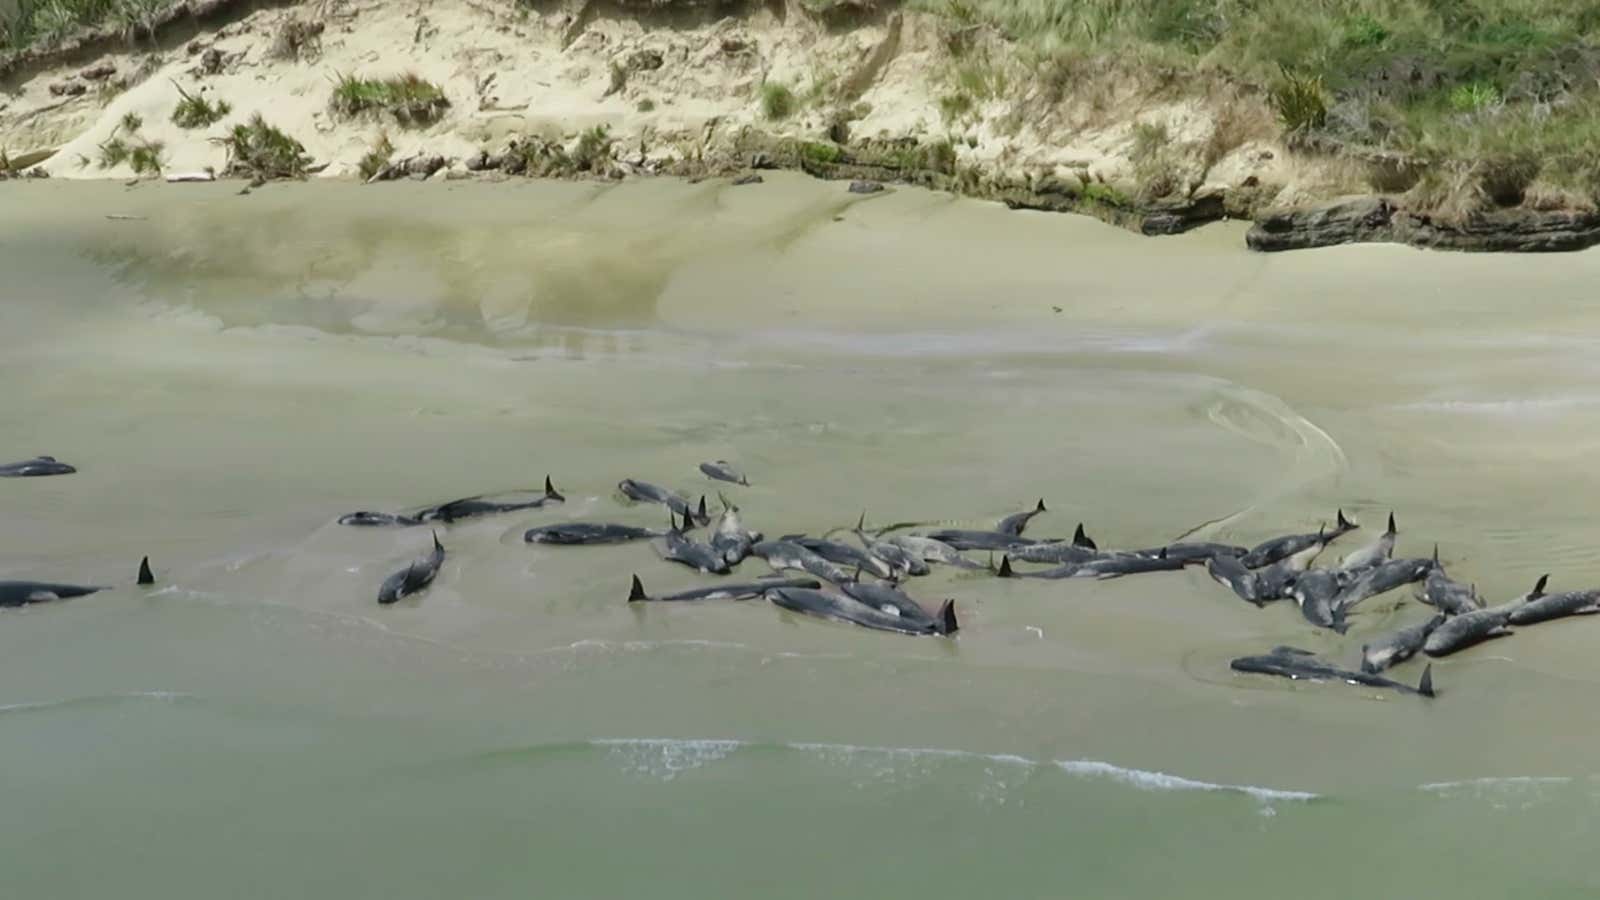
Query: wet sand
3 177 1600 898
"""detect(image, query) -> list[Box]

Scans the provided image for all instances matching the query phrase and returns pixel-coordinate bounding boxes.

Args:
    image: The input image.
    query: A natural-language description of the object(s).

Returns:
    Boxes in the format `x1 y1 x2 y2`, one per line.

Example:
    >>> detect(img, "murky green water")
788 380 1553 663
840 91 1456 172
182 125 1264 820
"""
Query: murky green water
4 177 1600 898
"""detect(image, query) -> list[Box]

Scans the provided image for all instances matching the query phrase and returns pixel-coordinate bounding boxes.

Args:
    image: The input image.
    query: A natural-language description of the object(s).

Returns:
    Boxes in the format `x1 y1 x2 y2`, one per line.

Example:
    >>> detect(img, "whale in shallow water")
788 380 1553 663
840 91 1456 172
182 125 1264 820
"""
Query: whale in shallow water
1362 614 1446 674
1340 512 1397 572
841 580 955 634
1231 646 1434 697
766 585 956 636
655 513 732 574
750 540 855 585
377 533 445 605
628 575 819 602
1420 546 1481 616
0 455 75 477
525 522 665 545
710 497 762 566
698 460 749 486
995 499 1047 537
1 557 153 607
619 479 709 525
1507 580 1600 626
1239 510 1357 569
418 477 565 523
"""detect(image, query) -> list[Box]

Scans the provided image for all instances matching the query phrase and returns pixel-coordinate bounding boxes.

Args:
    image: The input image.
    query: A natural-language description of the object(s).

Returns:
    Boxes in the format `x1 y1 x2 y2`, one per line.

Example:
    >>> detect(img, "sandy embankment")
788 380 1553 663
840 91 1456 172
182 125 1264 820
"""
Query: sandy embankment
6 1 1598 251
2 2 1305 209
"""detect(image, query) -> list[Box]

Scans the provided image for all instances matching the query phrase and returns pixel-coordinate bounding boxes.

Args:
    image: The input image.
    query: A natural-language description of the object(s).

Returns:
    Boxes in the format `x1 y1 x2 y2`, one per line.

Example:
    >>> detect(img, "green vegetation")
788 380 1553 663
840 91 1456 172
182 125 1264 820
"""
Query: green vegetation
760 82 796 121
97 135 128 167
96 109 161 176
216 114 311 180
939 91 974 122
1 0 168 49
573 125 614 172
357 131 395 181
797 141 842 166
171 83 231 129
907 0 1600 207
330 73 449 127
1267 67 1327 133
636 98 656 113
126 138 163 175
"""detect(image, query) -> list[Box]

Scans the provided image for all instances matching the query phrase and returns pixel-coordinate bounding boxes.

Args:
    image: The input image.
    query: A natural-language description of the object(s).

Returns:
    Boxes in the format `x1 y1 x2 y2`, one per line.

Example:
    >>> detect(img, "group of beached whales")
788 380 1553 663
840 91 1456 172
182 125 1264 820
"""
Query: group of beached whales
9 453 1596 699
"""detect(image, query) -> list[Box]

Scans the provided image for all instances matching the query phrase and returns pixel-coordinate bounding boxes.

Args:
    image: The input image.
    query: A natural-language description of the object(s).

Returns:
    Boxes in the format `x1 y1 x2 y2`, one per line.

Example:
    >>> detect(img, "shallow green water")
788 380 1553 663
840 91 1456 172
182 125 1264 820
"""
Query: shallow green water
3 177 1600 898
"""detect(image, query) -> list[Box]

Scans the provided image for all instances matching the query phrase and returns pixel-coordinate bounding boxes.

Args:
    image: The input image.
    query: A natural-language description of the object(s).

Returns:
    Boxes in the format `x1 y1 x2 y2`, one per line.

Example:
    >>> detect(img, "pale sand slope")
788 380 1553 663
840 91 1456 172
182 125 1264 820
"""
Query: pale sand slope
0 0 1345 204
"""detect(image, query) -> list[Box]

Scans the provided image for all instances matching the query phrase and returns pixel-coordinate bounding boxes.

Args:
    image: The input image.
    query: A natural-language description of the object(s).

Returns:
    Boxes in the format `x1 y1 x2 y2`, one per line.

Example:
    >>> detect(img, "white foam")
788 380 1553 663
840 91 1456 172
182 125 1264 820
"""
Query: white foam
1054 759 1319 803
0 691 190 715
585 737 1316 802
593 738 742 780
1419 776 1573 792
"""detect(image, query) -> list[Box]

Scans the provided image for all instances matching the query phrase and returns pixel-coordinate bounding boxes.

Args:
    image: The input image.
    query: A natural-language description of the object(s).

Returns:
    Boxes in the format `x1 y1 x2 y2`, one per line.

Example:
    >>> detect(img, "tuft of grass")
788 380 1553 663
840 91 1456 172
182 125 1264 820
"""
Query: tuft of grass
573 125 614 172
171 82 231 129
760 82 796 121
358 132 396 181
1130 121 1169 162
98 135 129 168
1339 14 1389 49
939 92 974 122
215 114 311 181
127 139 163 175
330 72 450 127
3 0 174 50
924 138 957 175
1449 82 1501 114
1268 66 1327 133
636 98 656 113
1081 181 1130 208
798 141 842 166
119 111 143 133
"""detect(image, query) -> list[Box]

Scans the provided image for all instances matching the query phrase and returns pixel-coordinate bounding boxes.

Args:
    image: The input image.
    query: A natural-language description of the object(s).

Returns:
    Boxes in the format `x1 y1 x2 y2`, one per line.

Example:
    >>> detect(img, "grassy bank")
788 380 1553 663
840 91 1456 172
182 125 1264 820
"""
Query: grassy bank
1 0 168 48
6 0 1600 220
915 0 1600 213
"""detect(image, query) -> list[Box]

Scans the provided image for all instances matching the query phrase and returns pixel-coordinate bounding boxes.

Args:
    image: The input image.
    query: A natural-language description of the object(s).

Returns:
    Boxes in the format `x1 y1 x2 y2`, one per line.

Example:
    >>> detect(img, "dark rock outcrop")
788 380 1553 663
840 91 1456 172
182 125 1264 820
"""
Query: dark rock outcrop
1247 197 1396 251
1248 197 1600 253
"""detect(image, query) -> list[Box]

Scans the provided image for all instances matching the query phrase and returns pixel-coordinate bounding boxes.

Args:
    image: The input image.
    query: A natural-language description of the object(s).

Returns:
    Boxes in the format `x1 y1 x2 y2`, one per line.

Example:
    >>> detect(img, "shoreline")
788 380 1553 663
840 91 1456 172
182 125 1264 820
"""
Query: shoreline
2 0 1598 254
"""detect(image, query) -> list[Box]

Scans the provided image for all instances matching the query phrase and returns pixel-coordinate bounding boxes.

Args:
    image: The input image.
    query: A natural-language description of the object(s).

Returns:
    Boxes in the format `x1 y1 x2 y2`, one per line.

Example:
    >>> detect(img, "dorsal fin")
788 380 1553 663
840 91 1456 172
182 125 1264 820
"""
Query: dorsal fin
856 510 867 533
1034 498 1047 512
1531 574 1549 599
432 531 443 552
1386 512 1396 535
1072 524 1097 550
697 495 708 522
1432 543 1439 565
937 599 958 635
137 556 154 586
997 555 1014 578
1337 509 1354 530
544 475 564 501
1418 665 1435 698
628 575 647 602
